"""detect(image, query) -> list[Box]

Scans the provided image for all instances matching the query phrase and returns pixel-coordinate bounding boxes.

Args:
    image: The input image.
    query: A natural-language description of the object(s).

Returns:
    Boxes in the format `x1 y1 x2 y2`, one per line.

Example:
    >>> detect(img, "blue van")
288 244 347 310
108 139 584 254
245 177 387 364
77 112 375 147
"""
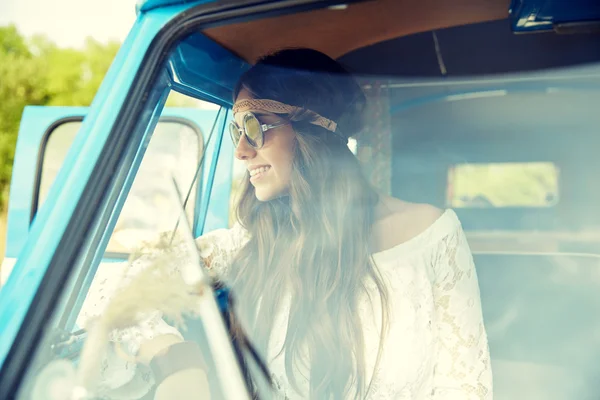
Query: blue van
1 0 600 399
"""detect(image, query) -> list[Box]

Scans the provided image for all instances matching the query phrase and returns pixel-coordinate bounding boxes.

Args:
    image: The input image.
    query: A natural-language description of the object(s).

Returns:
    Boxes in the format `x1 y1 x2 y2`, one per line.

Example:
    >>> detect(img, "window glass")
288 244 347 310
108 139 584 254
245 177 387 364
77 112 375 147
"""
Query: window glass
447 162 560 208
38 122 80 206
17 84 238 399
38 119 202 253
13 16 600 400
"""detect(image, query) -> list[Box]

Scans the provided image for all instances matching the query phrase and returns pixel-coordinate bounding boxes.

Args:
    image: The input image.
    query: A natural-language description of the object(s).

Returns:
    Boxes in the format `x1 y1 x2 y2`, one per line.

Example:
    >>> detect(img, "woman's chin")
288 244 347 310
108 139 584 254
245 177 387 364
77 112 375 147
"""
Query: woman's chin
254 187 286 202
254 190 276 202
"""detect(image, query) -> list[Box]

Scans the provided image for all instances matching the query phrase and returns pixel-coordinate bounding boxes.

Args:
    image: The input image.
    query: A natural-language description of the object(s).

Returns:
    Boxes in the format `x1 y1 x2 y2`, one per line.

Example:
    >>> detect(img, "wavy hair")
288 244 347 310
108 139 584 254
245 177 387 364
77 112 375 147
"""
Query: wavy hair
228 49 389 399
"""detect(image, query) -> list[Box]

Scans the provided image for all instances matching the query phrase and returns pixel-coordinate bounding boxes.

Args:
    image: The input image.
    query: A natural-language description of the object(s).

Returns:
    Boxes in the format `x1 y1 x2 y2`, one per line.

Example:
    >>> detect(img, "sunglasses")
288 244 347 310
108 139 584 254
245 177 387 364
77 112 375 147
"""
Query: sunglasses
229 112 289 149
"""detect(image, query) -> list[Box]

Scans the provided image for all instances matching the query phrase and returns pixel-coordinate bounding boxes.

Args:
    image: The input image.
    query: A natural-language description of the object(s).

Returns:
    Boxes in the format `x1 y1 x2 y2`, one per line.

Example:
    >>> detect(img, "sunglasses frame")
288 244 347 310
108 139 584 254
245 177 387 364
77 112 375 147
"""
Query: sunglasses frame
229 112 289 149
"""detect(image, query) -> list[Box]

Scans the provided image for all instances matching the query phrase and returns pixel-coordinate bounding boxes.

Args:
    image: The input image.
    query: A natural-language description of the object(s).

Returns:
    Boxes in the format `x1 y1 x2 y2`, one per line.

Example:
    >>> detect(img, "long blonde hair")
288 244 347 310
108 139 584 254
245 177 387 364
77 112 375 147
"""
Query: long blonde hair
228 49 389 399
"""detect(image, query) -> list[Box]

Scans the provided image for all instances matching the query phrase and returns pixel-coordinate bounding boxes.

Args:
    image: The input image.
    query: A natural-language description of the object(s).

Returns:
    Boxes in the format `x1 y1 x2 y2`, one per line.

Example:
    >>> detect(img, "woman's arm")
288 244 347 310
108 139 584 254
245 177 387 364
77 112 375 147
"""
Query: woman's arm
154 368 211 400
85 224 247 398
138 336 211 400
137 334 183 365
196 222 250 276
431 224 493 400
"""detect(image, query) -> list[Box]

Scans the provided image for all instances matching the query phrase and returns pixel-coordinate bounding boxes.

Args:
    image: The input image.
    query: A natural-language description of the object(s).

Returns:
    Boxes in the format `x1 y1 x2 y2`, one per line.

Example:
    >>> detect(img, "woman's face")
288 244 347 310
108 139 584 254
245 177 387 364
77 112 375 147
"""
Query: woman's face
234 89 297 202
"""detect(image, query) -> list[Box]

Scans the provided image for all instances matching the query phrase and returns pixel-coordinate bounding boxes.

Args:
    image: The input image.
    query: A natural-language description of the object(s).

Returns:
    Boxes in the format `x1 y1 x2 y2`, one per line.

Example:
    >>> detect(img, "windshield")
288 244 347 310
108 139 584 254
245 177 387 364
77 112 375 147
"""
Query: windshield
12 12 600 400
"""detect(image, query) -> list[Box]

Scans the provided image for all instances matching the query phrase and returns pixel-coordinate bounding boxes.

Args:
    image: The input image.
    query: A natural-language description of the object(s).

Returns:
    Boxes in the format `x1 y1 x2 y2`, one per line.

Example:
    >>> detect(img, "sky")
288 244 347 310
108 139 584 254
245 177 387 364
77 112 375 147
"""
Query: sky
0 0 138 48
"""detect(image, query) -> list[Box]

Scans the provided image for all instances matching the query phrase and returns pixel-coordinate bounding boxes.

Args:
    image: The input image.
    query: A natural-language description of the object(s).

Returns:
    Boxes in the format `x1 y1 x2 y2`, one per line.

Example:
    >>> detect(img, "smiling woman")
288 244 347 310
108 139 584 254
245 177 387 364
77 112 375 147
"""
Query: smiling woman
230 95 298 202
122 47 491 400
3 1 600 400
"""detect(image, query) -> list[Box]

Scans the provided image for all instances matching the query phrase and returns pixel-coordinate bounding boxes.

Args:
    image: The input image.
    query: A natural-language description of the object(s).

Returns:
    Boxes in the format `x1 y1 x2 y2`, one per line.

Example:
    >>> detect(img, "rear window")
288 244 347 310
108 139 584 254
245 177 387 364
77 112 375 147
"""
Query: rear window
447 162 560 208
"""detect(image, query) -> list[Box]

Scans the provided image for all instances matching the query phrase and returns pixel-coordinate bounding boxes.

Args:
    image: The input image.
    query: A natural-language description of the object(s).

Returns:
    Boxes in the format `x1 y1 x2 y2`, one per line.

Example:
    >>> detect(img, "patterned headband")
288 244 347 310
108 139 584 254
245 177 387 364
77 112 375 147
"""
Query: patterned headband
232 99 338 133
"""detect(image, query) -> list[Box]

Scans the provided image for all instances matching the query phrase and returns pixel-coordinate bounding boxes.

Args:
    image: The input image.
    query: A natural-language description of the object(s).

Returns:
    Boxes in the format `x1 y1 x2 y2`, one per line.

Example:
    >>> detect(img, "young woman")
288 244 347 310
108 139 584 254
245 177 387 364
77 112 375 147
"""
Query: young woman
90 48 492 400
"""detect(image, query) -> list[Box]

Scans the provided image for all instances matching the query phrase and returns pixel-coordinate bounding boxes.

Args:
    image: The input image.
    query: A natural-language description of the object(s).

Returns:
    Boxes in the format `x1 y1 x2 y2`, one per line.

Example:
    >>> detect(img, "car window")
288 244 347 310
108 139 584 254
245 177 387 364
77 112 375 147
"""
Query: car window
37 117 203 254
15 83 243 399
11 11 600 400
447 162 560 208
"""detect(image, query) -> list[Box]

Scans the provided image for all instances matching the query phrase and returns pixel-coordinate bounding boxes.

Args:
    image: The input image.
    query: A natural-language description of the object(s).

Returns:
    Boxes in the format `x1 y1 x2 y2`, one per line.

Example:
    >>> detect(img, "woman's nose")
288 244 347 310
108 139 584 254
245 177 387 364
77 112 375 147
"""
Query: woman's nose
234 134 257 161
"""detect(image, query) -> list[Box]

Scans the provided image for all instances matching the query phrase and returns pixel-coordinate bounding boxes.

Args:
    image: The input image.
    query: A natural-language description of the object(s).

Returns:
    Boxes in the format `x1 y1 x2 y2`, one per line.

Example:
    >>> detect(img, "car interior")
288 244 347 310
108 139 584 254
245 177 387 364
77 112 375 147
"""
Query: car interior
7 1 600 399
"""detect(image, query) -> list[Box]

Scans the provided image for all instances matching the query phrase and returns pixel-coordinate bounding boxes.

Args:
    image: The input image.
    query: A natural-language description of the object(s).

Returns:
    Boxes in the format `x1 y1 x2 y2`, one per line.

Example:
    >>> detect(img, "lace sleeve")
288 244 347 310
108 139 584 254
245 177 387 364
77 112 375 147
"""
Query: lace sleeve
431 223 493 400
77 256 184 399
74 224 248 398
196 222 250 277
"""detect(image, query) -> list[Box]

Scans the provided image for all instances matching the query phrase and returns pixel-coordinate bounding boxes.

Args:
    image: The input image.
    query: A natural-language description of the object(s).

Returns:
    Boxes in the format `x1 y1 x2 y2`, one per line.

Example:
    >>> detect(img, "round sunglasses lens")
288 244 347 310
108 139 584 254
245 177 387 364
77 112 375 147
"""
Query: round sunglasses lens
229 122 241 146
243 113 263 148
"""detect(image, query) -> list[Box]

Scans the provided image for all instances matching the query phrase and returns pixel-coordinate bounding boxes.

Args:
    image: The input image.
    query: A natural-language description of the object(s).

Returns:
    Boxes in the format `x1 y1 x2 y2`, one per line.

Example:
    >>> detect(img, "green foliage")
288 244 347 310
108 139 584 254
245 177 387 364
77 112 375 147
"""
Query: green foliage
0 25 120 209
450 162 559 208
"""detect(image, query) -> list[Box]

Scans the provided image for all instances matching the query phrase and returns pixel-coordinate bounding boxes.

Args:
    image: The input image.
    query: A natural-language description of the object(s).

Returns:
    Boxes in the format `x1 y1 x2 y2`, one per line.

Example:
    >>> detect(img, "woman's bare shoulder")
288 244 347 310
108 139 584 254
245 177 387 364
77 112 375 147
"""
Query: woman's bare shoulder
372 195 444 252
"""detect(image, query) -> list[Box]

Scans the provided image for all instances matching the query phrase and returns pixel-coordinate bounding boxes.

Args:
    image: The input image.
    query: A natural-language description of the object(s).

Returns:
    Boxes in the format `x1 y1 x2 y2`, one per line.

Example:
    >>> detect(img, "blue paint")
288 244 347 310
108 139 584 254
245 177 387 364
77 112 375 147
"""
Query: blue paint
197 110 227 233
202 109 235 234
169 33 250 106
510 0 600 32
5 104 230 333
137 0 215 13
0 4 196 367
0 0 598 394
58 82 174 332
4 107 89 260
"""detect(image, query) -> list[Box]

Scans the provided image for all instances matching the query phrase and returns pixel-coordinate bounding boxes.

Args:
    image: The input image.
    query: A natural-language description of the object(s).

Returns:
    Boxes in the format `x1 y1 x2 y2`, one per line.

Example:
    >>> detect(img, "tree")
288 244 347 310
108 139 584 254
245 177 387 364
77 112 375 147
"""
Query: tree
0 25 121 209
0 25 48 208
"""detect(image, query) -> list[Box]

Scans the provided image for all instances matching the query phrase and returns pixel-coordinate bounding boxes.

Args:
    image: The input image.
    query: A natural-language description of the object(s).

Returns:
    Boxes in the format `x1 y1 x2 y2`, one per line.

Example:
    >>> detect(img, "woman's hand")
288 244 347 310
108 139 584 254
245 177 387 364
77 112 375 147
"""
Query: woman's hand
137 335 211 399
137 334 183 365
154 368 211 400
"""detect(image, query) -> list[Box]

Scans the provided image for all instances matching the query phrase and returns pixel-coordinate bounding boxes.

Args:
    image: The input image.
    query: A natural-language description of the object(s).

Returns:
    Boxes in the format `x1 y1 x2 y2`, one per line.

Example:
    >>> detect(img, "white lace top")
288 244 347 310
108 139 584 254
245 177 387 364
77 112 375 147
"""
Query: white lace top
82 209 492 399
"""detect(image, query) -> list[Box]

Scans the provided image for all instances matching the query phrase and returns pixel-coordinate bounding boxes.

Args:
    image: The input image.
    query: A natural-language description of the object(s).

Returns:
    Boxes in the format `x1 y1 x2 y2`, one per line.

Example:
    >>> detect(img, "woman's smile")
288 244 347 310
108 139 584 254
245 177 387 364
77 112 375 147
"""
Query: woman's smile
249 164 272 183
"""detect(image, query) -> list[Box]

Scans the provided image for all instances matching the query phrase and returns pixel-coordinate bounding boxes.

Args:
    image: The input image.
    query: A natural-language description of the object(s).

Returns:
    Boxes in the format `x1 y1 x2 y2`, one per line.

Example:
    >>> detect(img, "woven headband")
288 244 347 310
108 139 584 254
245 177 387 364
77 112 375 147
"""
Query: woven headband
233 99 338 133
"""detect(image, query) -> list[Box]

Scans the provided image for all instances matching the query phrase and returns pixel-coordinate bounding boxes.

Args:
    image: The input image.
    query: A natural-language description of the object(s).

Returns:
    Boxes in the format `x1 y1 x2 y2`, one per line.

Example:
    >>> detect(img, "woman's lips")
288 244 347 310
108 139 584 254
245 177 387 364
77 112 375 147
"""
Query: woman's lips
249 165 271 182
